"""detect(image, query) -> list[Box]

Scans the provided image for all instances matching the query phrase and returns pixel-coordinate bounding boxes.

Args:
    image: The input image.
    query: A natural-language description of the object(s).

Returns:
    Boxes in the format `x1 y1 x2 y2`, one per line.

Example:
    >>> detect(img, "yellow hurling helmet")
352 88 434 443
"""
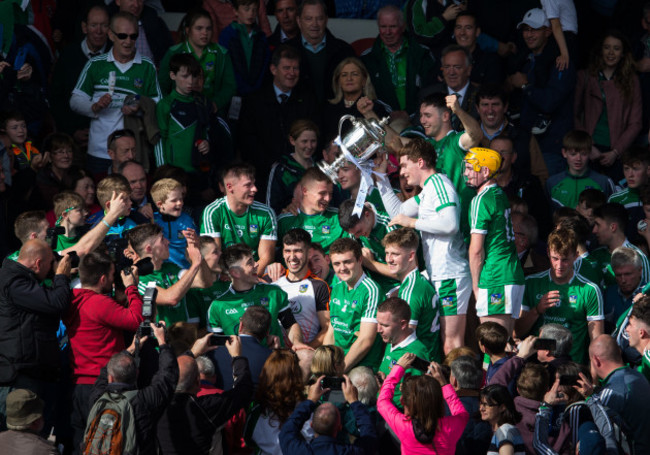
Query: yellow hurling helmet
464 147 502 178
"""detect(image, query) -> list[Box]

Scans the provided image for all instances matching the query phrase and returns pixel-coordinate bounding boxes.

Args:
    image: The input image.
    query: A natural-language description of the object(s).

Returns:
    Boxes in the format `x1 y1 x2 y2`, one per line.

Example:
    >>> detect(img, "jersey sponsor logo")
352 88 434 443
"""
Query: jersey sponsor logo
331 298 340 306
205 61 215 70
490 293 503 305
249 224 258 235
134 78 143 88
441 296 455 307
322 225 330 235
351 300 358 309
536 293 545 301
290 299 303 314
260 297 269 306
299 284 308 293
225 308 239 315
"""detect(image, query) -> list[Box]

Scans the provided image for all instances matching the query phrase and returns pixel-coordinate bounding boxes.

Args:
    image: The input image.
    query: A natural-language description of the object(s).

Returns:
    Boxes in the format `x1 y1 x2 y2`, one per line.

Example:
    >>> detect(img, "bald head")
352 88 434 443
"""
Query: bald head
311 402 340 437
589 335 622 364
176 356 200 394
17 239 54 280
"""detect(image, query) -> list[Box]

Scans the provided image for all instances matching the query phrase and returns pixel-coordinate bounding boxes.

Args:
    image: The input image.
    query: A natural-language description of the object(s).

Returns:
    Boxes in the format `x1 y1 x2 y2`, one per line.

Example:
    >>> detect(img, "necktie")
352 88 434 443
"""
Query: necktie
279 94 289 105
451 92 461 129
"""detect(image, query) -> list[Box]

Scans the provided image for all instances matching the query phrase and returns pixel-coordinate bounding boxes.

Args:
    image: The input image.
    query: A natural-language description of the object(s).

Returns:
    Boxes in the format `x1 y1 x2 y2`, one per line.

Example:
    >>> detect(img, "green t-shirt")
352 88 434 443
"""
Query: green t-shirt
470 184 524 287
378 334 429 406
55 234 80 252
193 280 231 328
608 187 641 208
523 270 604 364
639 349 650 382
426 131 476 241
329 273 385 370
398 268 443 362
207 283 291 344
7 250 19 261
574 251 605 290
138 263 200 326
201 197 277 260
277 208 344 253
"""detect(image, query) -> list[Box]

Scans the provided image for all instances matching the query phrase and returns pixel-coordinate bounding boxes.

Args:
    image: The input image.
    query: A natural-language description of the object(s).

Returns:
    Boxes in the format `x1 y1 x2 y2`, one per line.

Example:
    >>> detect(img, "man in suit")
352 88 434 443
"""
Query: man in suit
209 306 272 390
237 44 318 200
285 0 355 104
419 44 479 131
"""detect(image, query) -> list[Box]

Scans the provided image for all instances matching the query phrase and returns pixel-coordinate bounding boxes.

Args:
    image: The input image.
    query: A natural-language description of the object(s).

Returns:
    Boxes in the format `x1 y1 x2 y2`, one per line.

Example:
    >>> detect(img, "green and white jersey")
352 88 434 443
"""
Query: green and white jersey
194 280 231 328
55 234 80 252
138 263 200 326
378 333 430 407
608 187 641 209
346 204 399 294
6 250 18 261
365 186 391 218
523 270 604 364
588 240 650 287
574 251 605 290
329 273 385 370
201 197 277 260
398 268 443 362
72 52 161 159
639 349 650 382
277 208 344 253
470 184 524 288
426 131 476 241
207 283 291 344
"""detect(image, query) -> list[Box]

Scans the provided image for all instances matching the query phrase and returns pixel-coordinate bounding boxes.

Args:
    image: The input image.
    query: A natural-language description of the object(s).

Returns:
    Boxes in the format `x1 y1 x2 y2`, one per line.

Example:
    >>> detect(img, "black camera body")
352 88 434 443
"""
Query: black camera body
137 286 159 338
46 226 66 250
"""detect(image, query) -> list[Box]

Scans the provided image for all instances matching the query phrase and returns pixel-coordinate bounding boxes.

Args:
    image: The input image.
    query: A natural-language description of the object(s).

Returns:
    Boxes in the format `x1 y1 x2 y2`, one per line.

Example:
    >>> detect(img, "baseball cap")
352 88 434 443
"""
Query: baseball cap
5 389 44 427
517 8 550 29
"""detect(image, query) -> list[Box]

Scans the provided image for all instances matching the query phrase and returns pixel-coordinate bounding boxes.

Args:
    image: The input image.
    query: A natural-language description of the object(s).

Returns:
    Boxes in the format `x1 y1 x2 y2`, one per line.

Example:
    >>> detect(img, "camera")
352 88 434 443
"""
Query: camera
411 356 431 373
533 338 557 351
107 238 154 275
137 286 159 338
46 226 65 250
321 377 345 390
209 334 231 346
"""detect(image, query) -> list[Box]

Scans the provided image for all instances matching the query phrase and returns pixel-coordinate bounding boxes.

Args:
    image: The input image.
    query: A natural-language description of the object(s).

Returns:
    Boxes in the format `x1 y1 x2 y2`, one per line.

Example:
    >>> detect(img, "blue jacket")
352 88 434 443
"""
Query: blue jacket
279 399 377 455
153 212 197 269
598 366 650 454
219 23 270 96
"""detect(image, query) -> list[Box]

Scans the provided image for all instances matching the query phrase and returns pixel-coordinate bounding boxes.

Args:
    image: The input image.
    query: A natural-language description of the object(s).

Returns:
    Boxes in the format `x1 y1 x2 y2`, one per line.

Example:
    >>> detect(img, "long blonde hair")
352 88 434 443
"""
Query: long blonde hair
329 57 377 105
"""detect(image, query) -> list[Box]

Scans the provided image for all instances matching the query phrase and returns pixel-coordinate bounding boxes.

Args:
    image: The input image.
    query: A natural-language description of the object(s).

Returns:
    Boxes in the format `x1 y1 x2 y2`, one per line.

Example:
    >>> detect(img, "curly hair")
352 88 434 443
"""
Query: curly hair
255 349 305 425
588 29 636 101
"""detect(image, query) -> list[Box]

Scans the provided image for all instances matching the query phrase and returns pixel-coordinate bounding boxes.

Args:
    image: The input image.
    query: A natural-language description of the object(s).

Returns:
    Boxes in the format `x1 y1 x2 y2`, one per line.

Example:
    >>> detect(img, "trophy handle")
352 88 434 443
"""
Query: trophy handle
338 115 356 140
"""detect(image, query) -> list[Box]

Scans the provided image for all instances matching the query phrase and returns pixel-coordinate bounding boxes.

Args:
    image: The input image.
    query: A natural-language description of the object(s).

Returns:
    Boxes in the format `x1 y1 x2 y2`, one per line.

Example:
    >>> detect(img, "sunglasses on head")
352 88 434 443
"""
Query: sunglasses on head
112 30 139 41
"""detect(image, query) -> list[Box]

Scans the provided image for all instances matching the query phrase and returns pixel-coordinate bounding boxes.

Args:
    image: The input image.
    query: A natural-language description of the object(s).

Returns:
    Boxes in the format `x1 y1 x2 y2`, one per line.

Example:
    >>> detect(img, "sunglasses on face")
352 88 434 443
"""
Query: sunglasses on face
112 30 139 41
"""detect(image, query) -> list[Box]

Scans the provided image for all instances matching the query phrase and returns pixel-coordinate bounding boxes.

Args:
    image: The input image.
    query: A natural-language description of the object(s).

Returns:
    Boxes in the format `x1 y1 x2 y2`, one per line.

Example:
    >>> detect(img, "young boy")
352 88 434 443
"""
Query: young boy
2 112 45 174
151 178 198 269
156 54 210 173
475 321 510 384
86 174 136 241
575 188 607 227
609 146 650 241
52 192 88 251
218 0 270 95
546 130 616 213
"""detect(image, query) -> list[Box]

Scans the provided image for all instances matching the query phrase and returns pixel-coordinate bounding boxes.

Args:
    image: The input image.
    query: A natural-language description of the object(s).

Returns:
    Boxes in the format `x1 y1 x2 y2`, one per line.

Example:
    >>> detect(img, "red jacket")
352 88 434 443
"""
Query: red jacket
64 285 144 384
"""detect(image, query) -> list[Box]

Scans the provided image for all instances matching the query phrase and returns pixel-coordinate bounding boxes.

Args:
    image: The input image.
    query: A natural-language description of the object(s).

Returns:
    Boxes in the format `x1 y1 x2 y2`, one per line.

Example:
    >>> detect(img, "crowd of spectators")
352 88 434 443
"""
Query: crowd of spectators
3 0 650 454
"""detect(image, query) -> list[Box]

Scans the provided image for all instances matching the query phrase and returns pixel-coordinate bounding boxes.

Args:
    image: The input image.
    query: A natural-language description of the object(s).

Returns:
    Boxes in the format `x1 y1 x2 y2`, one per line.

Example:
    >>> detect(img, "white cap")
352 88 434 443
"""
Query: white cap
517 8 550 29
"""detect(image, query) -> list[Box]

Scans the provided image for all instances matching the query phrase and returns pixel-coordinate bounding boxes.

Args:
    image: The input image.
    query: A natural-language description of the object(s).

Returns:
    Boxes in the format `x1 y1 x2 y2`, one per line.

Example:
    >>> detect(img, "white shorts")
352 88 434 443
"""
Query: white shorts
476 284 525 318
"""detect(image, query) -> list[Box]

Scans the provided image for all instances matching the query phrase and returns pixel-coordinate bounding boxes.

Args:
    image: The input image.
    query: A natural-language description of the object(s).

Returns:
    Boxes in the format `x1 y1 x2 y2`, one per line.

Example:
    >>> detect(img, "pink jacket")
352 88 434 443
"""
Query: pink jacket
574 70 642 153
377 365 469 455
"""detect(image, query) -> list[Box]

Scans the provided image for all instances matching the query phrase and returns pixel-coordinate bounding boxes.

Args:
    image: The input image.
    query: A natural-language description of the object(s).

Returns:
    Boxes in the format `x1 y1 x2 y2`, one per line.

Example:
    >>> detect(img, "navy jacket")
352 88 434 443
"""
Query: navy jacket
279 399 378 455
209 334 270 390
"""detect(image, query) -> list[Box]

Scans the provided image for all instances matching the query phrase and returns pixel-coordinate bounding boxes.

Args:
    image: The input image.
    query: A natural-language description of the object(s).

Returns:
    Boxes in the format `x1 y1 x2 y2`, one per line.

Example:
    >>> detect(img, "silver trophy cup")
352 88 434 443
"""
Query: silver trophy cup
317 114 389 183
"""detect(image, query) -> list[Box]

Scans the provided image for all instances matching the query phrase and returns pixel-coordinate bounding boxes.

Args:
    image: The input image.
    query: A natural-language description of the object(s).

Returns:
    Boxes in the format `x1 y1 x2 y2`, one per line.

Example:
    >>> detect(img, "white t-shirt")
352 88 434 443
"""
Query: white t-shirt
541 0 578 34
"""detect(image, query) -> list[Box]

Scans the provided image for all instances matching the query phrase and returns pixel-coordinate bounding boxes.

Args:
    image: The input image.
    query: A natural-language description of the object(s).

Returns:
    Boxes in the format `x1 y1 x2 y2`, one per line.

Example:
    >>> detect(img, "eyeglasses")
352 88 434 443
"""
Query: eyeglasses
111 30 139 41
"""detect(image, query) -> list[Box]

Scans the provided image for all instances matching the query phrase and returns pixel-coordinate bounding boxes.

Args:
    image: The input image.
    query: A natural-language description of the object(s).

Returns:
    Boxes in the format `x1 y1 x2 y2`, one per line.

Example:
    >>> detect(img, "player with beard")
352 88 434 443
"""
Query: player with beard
272 228 330 347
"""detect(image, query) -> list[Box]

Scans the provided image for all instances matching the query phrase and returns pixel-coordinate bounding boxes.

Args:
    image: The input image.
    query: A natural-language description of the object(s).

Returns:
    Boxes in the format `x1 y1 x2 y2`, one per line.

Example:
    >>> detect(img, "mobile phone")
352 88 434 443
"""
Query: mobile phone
209 334 230 346
533 338 557 351
67 251 80 268
321 376 344 390
411 356 431 373
559 374 580 387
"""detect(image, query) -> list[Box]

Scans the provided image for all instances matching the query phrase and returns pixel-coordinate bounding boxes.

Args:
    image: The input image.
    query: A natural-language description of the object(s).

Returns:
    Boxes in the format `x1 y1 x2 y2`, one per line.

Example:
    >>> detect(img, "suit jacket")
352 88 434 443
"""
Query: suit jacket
286 30 355 103
237 82 319 200
209 335 271 390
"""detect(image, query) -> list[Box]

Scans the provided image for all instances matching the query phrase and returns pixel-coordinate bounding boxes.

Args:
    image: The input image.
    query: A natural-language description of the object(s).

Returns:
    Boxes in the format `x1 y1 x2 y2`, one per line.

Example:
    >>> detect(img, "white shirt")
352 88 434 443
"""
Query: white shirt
540 0 578 34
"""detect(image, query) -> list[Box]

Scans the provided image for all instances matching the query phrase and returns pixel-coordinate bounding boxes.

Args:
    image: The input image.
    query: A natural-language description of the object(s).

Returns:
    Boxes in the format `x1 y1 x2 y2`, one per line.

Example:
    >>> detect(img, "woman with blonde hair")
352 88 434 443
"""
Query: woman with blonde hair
245 349 304 454
322 57 391 141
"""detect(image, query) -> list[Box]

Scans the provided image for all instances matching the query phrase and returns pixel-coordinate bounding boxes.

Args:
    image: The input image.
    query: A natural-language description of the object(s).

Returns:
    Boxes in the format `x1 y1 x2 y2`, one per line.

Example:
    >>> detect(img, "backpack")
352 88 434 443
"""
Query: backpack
82 389 139 455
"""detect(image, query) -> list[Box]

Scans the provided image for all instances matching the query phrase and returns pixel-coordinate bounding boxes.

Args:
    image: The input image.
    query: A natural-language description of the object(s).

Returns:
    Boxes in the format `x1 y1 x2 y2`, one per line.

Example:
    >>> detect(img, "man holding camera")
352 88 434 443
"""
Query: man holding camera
0 240 72 431
125 224 212 327
64 250 145 454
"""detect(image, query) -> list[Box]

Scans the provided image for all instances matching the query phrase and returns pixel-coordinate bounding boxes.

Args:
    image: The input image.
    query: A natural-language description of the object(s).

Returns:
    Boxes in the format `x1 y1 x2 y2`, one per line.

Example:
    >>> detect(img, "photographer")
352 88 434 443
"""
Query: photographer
63 250 145 454
157 334 254 455
126 224 213 327
87 322 178 455
279 375 378 455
